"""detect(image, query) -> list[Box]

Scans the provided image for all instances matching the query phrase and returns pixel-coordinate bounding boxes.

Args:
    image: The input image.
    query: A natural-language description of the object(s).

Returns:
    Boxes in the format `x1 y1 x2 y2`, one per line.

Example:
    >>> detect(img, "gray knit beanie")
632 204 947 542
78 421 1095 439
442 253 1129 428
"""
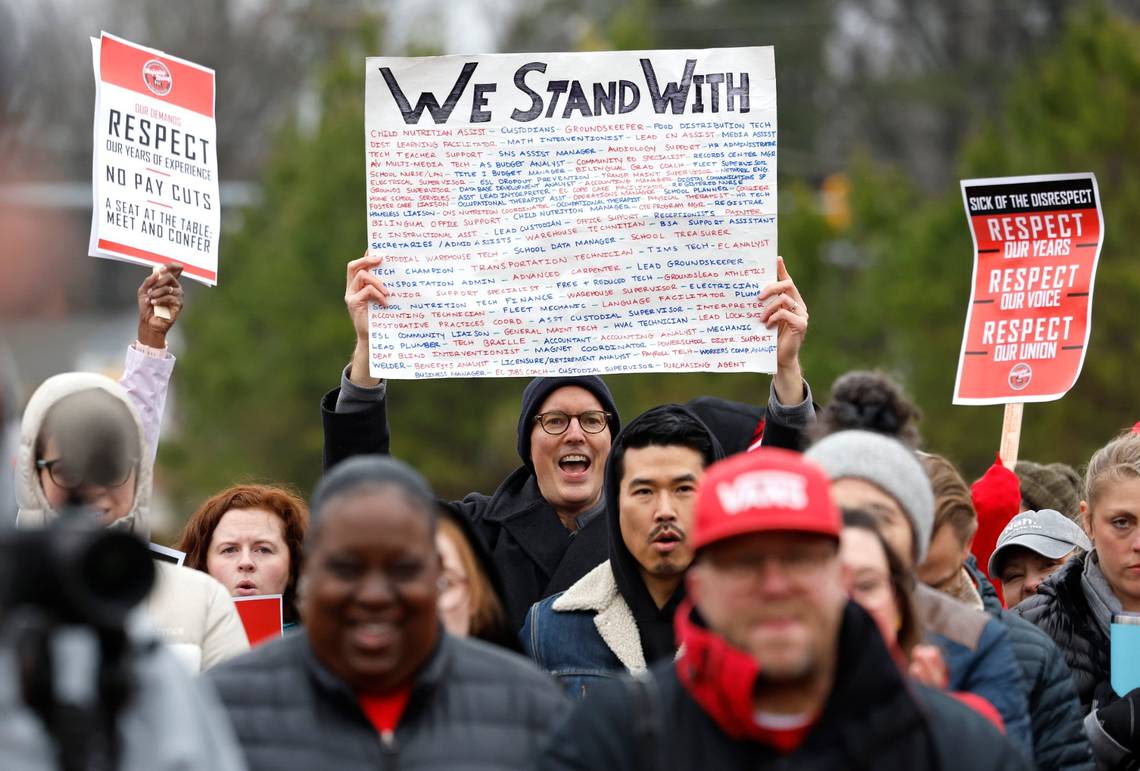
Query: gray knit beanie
805 430 935 563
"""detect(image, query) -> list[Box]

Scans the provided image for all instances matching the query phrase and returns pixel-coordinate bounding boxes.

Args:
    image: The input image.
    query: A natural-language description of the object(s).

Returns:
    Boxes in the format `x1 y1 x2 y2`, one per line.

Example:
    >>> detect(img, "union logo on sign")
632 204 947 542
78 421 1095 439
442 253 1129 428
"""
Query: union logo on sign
142 59 172 96
1008 362 1032 391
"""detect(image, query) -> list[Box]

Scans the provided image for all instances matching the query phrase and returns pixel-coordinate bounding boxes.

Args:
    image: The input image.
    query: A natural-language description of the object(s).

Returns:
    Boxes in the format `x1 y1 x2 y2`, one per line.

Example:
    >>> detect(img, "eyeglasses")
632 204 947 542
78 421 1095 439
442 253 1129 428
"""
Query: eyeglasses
438 570 469 611
707 544 837 587
534 410 612 435
36 457 135 490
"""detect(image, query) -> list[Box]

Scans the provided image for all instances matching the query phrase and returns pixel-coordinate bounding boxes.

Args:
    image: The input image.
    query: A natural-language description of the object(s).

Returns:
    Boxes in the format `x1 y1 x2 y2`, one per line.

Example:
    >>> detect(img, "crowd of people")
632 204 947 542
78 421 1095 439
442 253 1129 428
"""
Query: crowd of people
0 254 1137 771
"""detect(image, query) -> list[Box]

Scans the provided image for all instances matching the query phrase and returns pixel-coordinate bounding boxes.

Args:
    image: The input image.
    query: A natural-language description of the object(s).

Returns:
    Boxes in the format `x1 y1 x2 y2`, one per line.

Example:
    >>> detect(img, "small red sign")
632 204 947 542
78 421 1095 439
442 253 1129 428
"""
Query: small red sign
233 595 284 647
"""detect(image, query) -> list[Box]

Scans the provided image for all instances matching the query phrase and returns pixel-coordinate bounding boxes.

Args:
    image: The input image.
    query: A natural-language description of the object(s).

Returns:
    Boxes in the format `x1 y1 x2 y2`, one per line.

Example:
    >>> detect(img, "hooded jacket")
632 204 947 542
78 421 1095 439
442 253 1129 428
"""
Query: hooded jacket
16 373 248 672
603 404 722 661
0 345 21 524
520 405 722 695
537 600 1030 771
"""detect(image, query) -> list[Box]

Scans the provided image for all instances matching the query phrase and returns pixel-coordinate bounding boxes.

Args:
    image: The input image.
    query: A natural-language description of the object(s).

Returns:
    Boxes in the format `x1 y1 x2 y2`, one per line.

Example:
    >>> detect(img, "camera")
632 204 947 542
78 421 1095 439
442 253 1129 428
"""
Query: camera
0 511 154 629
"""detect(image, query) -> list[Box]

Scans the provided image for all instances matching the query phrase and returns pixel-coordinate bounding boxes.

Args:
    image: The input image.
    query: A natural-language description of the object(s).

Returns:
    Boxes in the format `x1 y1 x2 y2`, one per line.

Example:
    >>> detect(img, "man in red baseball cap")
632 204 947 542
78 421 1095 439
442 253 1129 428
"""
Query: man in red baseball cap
539 449 1028 770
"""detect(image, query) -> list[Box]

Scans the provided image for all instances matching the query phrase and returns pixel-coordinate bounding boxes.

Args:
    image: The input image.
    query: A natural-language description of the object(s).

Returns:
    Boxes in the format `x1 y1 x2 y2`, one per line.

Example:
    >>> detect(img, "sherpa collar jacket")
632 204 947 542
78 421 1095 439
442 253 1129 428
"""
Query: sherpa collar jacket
520 560 644 698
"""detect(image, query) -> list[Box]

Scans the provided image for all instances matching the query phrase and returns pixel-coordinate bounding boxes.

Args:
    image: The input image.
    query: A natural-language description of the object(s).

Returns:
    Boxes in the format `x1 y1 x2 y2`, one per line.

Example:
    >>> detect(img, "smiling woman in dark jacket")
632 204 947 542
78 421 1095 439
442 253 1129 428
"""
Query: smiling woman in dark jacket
1017 429 1140 768
208 456 566 771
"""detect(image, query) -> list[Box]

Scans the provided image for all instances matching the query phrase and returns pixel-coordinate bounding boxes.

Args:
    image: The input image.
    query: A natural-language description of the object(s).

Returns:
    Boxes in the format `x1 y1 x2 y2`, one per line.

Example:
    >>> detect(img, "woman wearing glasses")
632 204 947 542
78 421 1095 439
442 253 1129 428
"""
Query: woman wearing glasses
16 374 249 672
435 506 518 650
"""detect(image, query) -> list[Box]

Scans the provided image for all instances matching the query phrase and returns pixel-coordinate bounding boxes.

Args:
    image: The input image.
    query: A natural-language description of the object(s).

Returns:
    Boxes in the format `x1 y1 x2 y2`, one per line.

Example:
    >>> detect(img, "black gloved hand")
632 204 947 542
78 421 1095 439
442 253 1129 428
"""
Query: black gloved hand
1096 683 1140 753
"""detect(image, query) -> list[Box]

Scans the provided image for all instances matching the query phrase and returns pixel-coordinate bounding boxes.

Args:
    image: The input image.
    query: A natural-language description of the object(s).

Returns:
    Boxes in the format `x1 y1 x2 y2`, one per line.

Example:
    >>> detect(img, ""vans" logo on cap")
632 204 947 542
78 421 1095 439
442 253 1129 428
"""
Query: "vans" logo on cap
717 471 808 514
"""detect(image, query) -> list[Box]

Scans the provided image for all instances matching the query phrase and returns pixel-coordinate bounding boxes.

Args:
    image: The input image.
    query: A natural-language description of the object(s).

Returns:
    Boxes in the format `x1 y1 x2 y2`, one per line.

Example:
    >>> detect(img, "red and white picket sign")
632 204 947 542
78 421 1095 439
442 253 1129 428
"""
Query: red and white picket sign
953 173 1103 407
89 32 220 285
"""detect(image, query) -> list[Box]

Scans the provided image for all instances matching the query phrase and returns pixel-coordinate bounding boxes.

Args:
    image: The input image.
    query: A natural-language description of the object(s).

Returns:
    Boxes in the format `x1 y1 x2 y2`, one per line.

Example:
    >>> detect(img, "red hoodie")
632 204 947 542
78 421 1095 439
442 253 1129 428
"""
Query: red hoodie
970 454 1021 606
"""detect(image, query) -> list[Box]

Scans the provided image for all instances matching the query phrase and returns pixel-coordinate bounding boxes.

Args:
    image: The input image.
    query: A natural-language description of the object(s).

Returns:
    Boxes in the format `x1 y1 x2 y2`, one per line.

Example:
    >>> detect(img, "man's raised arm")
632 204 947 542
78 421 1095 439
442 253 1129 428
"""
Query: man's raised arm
757 255 816 449
321 253 392 469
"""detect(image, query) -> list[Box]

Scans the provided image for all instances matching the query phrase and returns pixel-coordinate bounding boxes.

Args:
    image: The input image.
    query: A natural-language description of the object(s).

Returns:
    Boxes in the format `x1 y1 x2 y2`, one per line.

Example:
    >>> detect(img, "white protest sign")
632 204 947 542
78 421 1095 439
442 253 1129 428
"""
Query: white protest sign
90 32 220 285
364 47 777 379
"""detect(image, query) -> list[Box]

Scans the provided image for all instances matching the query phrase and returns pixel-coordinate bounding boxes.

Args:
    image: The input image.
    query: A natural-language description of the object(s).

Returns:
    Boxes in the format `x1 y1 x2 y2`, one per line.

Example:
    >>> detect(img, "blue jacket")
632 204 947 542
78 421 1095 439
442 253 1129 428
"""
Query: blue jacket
521 561 645 699
967 559 1093 771
916 583 1034 758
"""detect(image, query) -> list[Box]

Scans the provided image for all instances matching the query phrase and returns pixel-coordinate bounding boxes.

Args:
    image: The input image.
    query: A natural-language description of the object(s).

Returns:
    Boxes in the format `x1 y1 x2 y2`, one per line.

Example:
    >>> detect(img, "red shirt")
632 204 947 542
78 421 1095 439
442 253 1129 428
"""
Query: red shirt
358 686 412 736
675 599 819 753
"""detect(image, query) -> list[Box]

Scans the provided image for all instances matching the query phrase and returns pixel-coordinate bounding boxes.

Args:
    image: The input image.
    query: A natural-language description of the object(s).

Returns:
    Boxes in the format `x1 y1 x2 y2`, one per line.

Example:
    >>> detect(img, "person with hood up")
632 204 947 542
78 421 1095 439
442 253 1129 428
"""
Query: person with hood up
1 266 183 522
0 383 247 771
16 374 248 672
520 404 721 696
537 448 1029 771
323 253 815 629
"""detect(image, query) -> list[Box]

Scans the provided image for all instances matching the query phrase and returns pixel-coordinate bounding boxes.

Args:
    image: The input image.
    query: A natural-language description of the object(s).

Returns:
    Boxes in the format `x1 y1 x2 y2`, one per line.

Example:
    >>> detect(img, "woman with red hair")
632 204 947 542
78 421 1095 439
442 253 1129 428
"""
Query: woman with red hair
177 484 309 625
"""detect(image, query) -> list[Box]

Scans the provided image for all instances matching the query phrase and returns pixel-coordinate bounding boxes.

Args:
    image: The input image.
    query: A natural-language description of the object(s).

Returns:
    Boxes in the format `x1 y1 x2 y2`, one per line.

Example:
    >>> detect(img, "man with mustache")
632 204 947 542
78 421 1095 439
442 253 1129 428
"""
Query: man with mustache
520 405 721 697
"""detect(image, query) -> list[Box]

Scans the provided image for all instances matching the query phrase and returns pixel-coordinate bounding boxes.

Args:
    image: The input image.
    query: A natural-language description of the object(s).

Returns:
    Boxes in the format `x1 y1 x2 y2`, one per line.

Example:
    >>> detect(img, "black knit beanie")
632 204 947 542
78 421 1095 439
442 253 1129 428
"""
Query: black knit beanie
516 376 620 468
686 395 766 456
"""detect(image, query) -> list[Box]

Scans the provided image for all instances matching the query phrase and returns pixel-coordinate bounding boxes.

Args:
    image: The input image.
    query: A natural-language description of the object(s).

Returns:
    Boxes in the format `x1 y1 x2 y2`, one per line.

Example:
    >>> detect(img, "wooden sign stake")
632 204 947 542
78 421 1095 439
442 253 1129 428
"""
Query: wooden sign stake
999 403 1024 468
151 264 172 320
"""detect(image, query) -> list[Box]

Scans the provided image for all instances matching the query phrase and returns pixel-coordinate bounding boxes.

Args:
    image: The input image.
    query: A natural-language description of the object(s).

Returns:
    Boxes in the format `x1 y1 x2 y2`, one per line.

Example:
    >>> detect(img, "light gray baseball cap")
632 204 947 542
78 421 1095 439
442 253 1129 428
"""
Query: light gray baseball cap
988 509 1091 577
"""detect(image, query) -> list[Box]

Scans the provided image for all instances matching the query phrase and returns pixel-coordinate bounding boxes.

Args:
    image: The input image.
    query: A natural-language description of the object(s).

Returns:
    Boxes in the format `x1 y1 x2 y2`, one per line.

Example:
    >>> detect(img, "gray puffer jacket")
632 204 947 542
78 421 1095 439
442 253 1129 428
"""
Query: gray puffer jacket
207 630 567 771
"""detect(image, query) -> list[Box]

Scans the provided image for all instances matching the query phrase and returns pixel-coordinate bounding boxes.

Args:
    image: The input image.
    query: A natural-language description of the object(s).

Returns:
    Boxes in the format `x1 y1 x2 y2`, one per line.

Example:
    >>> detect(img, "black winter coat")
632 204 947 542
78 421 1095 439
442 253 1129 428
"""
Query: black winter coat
207 630 566 771
1016 554 1110 710
537 602 1029 771
969 559 1094 771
